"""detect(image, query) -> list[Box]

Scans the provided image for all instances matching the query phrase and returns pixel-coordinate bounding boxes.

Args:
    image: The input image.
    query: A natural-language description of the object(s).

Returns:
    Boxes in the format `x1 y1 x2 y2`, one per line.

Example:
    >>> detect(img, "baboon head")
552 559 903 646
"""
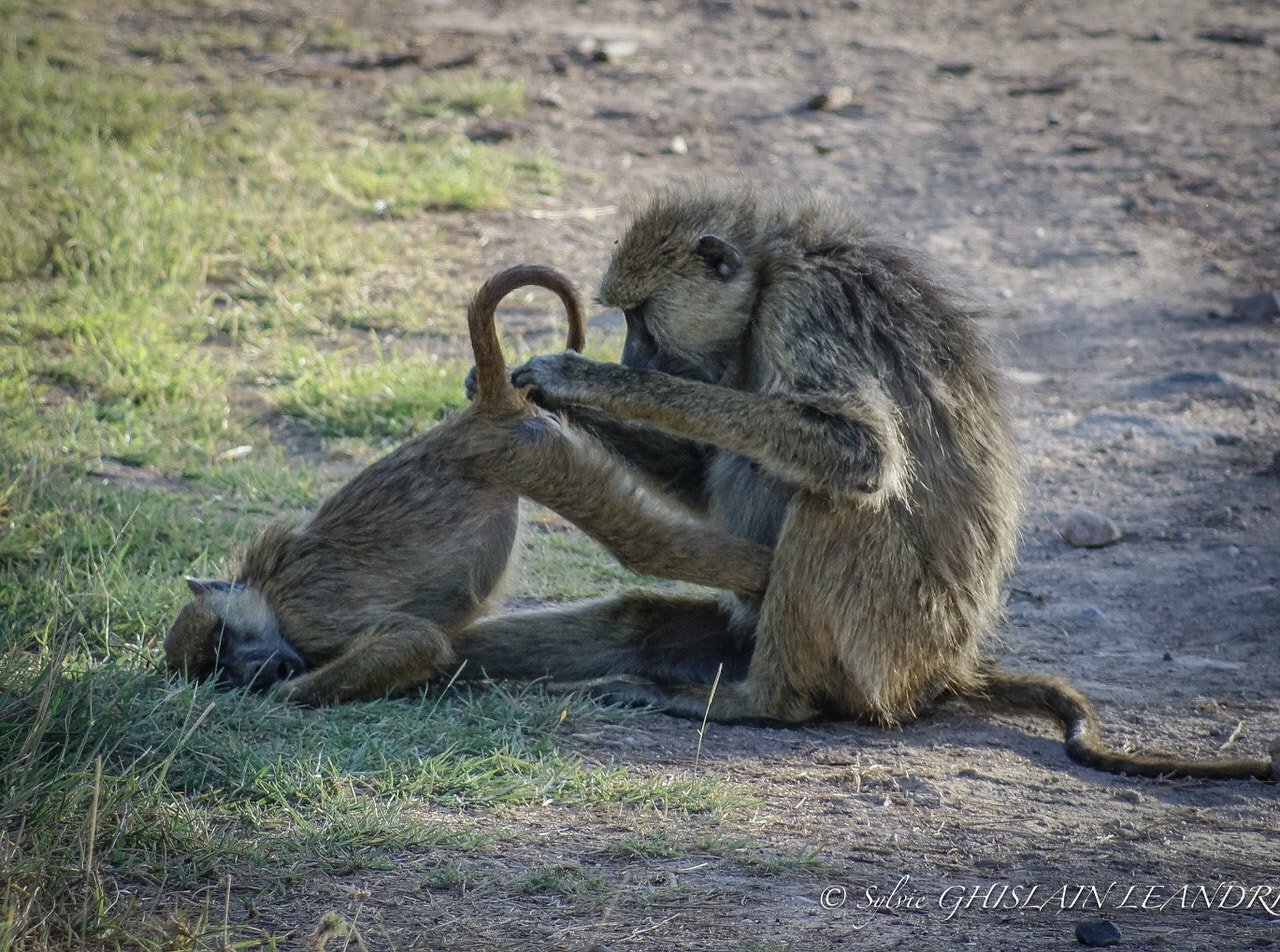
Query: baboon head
599 191 760 384
165 577 305 690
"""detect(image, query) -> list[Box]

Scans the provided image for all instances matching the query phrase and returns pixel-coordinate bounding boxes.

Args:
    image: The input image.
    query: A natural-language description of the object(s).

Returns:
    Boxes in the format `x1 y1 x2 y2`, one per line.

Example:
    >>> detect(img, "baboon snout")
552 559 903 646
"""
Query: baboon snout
223 638 306 692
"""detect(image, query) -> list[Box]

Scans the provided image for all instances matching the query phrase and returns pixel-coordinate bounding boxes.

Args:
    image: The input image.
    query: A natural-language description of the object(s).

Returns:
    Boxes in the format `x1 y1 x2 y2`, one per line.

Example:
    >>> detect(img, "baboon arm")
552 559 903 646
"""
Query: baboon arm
484 418 771 593
512 354 900 500
279 615 453 706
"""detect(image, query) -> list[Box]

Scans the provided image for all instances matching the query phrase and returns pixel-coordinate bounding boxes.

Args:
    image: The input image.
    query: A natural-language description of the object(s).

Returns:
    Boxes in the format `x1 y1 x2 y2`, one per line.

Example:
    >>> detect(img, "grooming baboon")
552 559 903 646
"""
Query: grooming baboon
163 265 586 705
456 187 1277 782
165 262 772 704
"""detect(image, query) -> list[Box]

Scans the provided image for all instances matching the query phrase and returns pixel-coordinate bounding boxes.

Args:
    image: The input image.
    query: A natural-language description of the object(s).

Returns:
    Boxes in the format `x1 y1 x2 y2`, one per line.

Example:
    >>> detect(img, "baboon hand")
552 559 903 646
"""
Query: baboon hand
509 351 598 403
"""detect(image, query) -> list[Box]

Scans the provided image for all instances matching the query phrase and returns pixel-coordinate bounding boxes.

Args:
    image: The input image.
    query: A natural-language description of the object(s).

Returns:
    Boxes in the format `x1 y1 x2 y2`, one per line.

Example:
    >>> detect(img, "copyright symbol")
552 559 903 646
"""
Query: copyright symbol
820 885 847 909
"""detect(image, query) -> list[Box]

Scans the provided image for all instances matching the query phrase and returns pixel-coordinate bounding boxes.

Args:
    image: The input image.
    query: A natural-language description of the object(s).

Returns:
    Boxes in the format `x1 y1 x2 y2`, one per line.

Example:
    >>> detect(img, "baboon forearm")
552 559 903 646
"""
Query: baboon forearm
543 362 893 499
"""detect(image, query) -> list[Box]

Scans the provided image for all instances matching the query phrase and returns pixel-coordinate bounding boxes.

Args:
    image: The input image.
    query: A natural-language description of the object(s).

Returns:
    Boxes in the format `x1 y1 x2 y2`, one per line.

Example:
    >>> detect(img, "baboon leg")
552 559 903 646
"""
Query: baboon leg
280 614 454 706
454 591 752 686
571 584 835 726
559 510 912 727
490 420 772 593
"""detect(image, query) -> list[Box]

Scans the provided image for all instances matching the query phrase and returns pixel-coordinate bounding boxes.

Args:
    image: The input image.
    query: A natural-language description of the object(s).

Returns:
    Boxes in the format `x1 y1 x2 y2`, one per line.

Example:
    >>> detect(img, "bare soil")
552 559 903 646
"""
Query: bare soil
150 1 1280 948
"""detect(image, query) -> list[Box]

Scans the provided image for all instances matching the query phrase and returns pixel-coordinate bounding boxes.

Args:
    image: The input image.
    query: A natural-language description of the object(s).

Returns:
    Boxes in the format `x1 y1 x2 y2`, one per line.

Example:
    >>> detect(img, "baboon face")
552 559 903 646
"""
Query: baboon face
601 200 756 384
164 578 306 691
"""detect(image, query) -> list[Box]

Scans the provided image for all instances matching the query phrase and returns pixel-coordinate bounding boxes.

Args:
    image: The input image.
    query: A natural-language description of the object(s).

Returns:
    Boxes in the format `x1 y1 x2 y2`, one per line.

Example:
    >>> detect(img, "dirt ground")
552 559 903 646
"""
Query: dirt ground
153 1 1279 948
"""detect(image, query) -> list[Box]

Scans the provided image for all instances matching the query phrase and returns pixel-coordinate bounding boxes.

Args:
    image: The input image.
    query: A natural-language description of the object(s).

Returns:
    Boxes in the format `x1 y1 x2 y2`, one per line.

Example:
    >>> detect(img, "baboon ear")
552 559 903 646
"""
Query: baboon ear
186 576 233 599
693 234 742 281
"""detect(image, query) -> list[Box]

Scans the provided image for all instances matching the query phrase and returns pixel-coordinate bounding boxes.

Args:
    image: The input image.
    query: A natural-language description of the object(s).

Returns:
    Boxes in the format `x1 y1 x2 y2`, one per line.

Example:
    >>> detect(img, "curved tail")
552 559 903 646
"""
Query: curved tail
970 662 1278 782
467 264 586 410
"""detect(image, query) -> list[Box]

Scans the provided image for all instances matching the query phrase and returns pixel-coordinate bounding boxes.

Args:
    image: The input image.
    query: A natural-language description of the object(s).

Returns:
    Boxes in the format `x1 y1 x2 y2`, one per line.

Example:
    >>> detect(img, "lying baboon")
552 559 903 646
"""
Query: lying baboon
166 262 773 705
163 265 587 705
456 187 1277 782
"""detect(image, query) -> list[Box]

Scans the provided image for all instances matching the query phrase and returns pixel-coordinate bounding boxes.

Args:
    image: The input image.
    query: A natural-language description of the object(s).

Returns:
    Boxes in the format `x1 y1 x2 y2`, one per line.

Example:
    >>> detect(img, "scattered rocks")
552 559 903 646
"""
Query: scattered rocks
807 85 857 111
1068 411 1240 452
1231 290 1280 323
1076 920 1121 947
1060 509 1121 548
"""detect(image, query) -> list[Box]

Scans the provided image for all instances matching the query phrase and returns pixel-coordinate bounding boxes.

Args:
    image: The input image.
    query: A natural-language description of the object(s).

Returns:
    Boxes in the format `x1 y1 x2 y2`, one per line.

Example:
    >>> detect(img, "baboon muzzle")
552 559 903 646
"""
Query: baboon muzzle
219 637 307 692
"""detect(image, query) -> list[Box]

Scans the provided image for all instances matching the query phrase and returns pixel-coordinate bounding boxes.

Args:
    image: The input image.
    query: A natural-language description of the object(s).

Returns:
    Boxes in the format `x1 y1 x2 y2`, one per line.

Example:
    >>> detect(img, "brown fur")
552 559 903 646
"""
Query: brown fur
164 265 587 705
455 186 1277 782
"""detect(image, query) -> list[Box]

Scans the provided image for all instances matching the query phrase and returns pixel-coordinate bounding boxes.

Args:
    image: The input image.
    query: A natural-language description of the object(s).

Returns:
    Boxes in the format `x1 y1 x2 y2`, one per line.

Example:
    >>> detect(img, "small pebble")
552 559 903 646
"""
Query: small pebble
1078 606 1105 622
1068 137 1104 153
937 61 975 75
1061 509 1121 548
593 40 639 62
666 135 688 155
807 85 856 111
1201 505 1241 528
1075 920 1122 947
1131 370 1251 400
1198 26 1267 46
1231 290 1280 323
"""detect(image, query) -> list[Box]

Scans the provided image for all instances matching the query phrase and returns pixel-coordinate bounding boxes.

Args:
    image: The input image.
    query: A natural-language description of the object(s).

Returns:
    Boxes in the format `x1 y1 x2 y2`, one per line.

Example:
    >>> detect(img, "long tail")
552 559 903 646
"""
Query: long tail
467 264 586 410
969 662 1278 782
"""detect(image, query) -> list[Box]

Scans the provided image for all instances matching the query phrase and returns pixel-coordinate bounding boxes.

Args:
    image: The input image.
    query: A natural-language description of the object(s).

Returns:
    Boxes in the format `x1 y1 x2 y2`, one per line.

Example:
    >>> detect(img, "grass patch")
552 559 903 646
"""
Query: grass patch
269 342 465 441
0 2 557 478
0 4 758 947
0 458 735 947
386 74 528 121
302 135 558 217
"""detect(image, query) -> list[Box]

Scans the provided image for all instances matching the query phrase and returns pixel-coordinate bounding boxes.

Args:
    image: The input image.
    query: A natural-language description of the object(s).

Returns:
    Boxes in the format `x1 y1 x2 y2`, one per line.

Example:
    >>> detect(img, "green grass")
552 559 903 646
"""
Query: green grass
0 3 752 949
385 75 528 122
